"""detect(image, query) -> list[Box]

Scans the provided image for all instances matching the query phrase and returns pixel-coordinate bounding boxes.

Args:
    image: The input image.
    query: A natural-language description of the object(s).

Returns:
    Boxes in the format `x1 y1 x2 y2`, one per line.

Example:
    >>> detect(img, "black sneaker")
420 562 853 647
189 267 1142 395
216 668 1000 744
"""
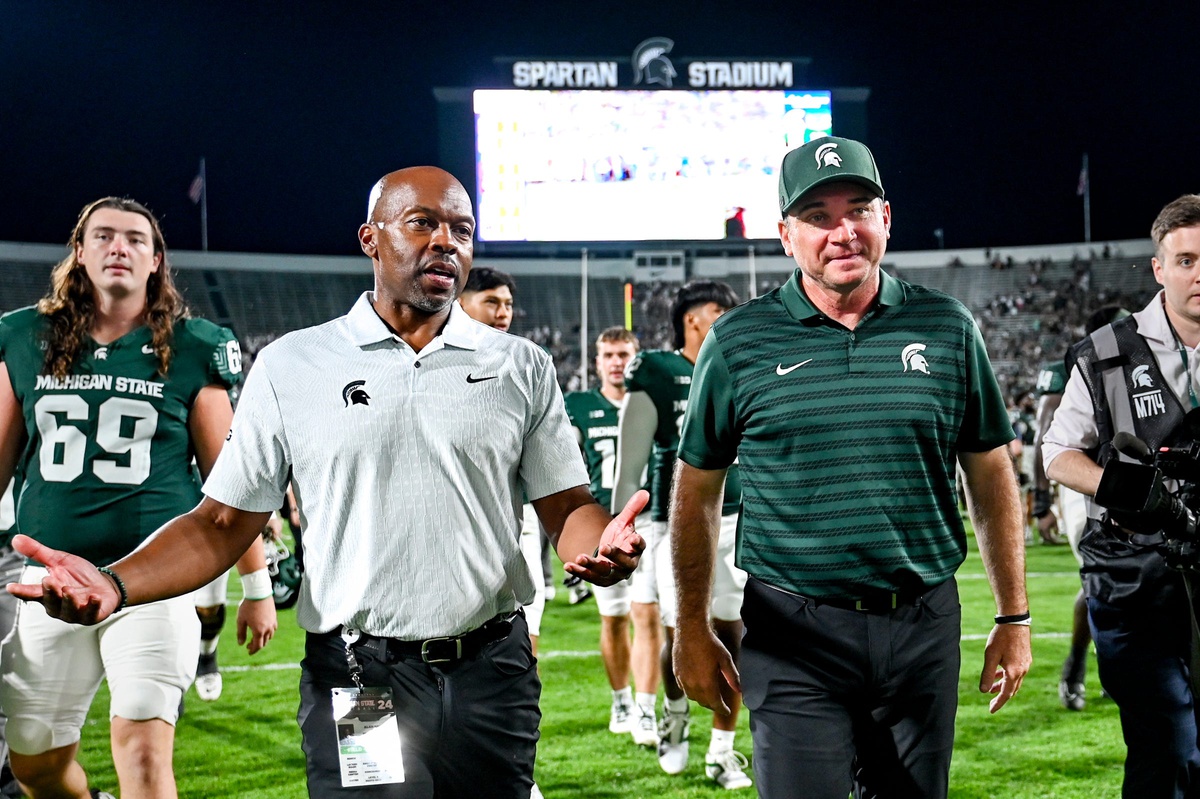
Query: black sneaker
1058 680 1085 711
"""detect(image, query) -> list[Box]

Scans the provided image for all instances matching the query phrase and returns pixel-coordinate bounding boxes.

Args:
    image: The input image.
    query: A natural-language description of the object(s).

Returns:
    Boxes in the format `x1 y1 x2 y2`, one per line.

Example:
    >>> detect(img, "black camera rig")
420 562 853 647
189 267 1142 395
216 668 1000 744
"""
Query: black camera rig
1095 424 1200 570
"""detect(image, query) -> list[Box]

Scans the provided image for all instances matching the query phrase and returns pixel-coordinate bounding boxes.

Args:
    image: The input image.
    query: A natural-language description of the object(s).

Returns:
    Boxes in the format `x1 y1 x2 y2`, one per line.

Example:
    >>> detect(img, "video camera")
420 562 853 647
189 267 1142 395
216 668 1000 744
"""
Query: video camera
1095 412 1200 570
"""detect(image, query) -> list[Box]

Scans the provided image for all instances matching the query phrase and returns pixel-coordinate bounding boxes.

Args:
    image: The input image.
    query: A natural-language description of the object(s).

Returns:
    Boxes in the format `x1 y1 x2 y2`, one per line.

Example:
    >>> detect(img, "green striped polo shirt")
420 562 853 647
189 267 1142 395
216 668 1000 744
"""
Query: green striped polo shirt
677 269 1013 598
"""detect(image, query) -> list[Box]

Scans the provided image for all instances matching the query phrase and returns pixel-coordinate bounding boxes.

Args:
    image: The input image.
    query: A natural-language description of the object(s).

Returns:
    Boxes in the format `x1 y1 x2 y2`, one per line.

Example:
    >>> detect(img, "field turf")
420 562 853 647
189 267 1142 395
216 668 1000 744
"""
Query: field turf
74 528 1124 797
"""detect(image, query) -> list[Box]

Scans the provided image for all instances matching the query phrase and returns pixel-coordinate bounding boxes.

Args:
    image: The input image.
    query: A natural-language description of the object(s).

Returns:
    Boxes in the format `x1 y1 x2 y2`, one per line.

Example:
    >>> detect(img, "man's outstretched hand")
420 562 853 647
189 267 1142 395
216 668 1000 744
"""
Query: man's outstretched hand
7 534 122 625
564 489 648 587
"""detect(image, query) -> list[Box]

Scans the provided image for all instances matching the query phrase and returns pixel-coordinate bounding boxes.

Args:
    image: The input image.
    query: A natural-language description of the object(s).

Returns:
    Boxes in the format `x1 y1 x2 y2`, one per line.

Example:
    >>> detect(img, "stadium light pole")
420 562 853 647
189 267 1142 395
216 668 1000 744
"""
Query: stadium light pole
579 247 588 391
1079 152 1091 244
747 245 757 299
200 158 208 251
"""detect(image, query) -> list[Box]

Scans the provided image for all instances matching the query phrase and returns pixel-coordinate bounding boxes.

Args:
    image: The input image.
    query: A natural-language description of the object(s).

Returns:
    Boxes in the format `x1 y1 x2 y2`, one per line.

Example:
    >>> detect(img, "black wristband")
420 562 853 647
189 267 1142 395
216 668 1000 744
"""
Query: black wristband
97 566 128 612
994 611 1031 625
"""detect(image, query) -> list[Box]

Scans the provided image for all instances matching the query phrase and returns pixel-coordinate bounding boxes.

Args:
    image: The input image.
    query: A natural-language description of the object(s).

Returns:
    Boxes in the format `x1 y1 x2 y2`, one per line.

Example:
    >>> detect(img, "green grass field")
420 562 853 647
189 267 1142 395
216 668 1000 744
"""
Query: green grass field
73 530 1126 797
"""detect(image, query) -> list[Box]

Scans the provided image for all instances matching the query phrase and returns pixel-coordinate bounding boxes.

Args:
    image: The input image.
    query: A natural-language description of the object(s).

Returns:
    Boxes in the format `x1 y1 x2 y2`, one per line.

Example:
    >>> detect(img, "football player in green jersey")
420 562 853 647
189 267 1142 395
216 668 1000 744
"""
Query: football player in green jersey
612 281 753 789
0 477 22 799
1033 306 1128 713
0 197 276 799
565 327 664 740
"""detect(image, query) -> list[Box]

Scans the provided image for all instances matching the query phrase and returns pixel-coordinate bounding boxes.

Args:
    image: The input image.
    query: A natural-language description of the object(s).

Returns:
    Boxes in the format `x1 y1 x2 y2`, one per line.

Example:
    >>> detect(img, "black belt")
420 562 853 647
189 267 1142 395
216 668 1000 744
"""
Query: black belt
338 612 516 665
391 613 514 663
760 579 927 614
811 591 921 613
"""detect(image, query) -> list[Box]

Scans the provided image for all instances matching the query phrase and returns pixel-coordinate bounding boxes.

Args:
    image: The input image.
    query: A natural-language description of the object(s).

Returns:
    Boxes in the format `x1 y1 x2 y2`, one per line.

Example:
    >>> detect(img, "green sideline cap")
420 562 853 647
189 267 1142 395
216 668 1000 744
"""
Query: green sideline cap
778 136 885 216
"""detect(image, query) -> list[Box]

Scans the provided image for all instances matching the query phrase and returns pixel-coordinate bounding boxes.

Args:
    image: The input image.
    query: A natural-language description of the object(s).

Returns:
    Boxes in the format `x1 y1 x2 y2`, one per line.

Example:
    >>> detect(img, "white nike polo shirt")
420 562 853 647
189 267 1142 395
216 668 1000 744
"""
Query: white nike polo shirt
204 293 587 639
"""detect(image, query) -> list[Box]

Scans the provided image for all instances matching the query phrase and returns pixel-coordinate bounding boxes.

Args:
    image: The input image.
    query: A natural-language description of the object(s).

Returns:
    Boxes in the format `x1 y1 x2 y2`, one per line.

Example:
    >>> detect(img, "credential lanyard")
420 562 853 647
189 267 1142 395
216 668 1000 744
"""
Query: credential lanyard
1165 314 1200 409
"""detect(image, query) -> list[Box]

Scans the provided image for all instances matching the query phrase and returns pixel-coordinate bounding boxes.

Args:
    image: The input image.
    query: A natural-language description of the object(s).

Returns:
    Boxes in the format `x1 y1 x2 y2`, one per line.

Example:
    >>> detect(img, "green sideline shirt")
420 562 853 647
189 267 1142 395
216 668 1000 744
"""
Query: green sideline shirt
1035 359 1068 396
0 475 17 548
624 349 741 522
564 388 621 510
677 270 1013 597
0 308 241 566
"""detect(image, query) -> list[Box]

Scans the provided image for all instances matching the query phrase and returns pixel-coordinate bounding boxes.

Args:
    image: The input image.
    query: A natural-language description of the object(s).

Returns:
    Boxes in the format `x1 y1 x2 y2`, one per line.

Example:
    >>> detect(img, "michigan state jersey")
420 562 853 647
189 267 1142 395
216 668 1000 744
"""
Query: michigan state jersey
0 476 17 548
564 388 621 509
0 307 241 566
1035 359 1068 397
624 350 741 521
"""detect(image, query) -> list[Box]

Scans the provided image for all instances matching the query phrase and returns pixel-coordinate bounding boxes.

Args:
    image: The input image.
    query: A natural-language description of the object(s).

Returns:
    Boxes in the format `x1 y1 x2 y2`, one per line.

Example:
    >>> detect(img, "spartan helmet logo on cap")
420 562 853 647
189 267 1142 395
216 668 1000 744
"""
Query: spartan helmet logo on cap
815 142 843 169
1131 365 1155 388
342 379 371 407
901 343 930 375
632 37 677 87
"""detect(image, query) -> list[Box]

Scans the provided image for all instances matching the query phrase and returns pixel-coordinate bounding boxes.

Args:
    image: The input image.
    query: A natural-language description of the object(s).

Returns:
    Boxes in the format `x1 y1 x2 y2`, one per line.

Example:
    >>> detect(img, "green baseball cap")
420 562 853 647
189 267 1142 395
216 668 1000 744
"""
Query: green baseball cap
778 136 885 216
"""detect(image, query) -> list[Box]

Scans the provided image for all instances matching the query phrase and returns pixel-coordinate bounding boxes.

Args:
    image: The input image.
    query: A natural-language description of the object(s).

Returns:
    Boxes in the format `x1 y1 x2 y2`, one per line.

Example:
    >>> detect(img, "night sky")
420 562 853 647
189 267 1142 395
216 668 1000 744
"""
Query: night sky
1 1 1195 256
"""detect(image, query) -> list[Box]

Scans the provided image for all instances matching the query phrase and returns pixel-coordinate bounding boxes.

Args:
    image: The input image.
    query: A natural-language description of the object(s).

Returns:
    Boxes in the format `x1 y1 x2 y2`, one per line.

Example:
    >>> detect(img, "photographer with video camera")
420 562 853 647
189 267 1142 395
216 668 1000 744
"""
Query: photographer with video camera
1044 194 1200 798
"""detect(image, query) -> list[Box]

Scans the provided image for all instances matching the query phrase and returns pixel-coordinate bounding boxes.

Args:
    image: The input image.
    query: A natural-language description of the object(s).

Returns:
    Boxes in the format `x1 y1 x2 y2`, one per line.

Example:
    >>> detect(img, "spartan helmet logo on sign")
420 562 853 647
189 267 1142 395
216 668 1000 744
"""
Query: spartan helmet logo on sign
814 142 842 169
901 343 930 375
1131 365 1155 388
632 37 677 87
342 380 371 407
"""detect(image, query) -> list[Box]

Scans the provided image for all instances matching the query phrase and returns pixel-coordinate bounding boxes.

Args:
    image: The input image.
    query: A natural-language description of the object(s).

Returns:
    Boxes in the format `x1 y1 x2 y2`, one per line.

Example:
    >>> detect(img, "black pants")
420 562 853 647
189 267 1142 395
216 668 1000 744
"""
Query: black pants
297 614 541 798
1089 596 1200 798
740 577 961 799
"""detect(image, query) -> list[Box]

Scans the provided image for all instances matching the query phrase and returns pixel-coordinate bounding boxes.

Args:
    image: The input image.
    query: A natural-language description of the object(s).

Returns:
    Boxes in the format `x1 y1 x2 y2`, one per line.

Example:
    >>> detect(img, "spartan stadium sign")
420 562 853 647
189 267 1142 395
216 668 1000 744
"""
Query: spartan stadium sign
510 37 799 89
687 61 793 87
512 61 619 88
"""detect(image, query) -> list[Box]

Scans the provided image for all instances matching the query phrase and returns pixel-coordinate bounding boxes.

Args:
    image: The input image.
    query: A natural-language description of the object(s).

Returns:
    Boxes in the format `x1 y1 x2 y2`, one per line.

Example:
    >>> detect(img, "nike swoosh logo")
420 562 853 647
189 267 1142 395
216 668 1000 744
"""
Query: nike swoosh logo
466 374 498 384
142 344 155 354
776 359 813 376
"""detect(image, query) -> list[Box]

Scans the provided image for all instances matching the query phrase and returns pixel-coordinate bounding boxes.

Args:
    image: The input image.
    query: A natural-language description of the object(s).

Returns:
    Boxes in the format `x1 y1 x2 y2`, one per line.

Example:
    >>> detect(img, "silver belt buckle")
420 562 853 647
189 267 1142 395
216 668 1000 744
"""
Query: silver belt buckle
421 636 462 664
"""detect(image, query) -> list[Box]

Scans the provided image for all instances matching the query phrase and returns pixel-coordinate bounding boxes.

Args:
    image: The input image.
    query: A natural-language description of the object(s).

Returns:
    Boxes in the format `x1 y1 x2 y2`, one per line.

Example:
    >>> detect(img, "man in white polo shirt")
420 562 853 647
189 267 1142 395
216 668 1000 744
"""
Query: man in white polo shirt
10 166 648 799
456 266 551 660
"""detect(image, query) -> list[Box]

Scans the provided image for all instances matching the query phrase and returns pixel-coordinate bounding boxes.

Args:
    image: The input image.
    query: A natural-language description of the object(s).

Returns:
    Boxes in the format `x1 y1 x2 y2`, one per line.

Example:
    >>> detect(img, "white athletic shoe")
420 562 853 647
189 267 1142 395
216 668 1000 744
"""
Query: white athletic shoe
705 749 753 790
530 782 544 799
609 695 634 734
631 706 659 747
195 671 223 702
657 706 690 774
568 582 593 605
90 791 116 799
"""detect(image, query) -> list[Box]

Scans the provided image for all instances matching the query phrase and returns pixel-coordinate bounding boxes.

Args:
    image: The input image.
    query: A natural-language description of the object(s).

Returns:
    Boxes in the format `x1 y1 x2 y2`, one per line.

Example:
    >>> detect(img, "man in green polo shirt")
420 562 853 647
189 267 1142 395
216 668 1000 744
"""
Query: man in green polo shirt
669 136 1031 798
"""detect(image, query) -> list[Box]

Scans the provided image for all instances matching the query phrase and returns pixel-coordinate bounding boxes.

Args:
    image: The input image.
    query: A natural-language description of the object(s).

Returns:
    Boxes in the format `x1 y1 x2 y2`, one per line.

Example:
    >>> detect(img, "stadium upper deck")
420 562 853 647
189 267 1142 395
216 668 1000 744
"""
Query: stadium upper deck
0 238 1157 397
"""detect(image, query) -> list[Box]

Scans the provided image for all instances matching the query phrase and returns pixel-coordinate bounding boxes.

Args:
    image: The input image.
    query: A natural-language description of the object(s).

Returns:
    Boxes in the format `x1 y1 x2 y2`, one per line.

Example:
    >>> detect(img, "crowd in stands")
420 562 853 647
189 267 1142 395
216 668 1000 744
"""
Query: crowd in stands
0 251 1160 397
975 255 1156 401
514 254 1158 399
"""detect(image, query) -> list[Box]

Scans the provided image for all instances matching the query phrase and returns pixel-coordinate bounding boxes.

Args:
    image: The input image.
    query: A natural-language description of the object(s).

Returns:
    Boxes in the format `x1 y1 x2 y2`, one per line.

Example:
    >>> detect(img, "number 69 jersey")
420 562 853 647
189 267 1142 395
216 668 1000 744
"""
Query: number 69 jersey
0 307 242 566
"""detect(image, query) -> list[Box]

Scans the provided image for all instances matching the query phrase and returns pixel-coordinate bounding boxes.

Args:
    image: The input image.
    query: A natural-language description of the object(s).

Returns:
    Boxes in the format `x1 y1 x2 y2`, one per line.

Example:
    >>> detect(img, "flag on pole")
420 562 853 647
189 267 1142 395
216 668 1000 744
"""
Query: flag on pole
1076 157 1089 197
188 173 204 204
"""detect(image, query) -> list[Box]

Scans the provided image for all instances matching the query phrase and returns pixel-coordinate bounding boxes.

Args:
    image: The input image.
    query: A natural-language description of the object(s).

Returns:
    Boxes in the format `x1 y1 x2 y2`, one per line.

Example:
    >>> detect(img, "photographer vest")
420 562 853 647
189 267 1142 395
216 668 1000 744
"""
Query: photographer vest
1069 315 1186 607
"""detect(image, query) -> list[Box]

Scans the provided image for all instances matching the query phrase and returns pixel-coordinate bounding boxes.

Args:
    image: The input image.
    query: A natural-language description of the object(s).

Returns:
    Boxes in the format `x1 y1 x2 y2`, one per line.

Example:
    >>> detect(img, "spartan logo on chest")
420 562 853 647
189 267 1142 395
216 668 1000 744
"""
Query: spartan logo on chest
901 343 930 375
1130 365 1166 419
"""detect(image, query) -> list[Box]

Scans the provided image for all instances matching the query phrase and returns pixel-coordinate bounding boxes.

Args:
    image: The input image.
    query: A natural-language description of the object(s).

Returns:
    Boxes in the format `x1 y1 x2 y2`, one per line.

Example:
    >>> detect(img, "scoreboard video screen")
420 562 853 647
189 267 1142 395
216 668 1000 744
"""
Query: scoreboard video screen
473 89 833 242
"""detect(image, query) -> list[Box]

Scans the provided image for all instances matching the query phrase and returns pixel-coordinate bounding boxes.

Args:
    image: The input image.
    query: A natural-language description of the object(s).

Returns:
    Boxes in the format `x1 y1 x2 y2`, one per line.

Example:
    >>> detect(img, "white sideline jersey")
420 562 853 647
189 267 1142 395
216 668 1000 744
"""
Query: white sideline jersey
204 294 586 639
